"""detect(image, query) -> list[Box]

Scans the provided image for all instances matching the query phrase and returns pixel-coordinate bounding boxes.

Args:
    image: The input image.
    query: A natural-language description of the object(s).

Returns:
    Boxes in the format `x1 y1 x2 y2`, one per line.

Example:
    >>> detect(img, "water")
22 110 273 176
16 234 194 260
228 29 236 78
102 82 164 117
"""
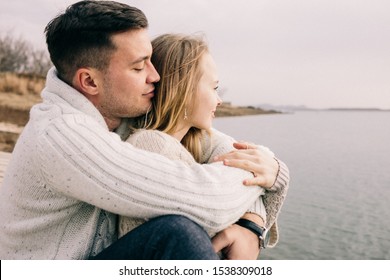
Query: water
213 110 390 259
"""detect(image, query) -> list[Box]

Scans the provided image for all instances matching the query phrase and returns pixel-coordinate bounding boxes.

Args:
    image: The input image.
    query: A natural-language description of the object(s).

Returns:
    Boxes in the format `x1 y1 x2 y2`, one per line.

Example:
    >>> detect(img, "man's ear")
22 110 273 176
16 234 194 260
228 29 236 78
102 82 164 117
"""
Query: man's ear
72 68 101 98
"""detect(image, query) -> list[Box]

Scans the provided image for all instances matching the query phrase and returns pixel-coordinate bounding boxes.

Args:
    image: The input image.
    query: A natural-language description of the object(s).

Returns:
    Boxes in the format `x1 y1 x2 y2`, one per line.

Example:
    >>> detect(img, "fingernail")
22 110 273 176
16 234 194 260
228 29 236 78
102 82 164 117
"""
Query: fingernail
223 159 229 165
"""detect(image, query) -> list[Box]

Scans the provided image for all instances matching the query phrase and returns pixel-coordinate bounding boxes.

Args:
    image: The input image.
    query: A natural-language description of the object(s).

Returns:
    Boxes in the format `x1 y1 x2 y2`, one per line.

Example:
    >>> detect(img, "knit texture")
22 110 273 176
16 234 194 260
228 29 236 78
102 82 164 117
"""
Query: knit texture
0 68 286 259
199 130 290 248
118 129 289 248
118 129 267 238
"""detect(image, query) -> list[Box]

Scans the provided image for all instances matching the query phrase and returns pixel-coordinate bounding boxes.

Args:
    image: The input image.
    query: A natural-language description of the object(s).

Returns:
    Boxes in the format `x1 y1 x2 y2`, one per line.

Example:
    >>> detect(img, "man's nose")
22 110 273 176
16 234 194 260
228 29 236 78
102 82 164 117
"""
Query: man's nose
147 62 160 83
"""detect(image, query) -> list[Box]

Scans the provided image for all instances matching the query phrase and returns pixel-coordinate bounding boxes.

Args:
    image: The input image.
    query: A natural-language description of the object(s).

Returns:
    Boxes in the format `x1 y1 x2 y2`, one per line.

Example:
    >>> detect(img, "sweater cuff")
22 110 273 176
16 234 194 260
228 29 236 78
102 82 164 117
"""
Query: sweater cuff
268 158 289 192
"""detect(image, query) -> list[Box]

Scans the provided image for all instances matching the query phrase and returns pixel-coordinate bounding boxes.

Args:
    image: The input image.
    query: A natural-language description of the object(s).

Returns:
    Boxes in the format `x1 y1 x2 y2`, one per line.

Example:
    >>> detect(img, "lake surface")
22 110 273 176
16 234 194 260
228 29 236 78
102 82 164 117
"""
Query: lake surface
213 110 390 260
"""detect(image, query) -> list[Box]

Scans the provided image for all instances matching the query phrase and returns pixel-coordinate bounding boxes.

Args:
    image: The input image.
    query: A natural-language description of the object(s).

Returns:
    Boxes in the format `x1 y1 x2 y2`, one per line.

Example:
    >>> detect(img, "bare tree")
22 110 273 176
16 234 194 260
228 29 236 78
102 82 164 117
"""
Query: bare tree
27 49 52 77
0 31 52 76
0 32 29 72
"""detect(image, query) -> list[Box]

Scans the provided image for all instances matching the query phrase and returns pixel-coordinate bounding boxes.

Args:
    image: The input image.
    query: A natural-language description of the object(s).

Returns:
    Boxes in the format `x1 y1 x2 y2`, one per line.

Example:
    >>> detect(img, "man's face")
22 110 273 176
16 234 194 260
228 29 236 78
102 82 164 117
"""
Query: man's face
97 28 160 129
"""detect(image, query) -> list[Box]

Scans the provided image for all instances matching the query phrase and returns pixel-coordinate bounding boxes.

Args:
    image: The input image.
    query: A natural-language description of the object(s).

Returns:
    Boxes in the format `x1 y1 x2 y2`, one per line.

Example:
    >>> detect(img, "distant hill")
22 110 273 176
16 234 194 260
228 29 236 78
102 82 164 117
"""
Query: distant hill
216 103 279 117
328 107 389 111
257 103 390 112
257 103 315 112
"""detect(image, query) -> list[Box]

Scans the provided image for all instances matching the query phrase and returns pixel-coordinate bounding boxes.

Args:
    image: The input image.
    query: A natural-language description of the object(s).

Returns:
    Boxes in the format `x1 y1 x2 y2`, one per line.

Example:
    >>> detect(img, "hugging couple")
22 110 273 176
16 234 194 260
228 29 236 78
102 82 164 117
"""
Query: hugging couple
0 0 289 260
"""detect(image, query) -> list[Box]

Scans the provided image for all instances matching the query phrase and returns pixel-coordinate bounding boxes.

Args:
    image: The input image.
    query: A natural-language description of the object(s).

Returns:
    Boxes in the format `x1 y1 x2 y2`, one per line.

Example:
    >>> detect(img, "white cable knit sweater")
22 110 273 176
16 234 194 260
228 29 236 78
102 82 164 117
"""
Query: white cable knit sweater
119 129 267 238
0 68 289 259
119 129 288 247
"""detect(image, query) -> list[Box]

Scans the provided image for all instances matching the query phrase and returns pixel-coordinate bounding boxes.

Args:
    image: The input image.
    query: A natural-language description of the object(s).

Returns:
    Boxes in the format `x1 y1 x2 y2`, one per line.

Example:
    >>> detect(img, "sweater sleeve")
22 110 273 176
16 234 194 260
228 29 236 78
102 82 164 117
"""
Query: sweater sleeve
202 128 290 247
36 114 263 232
202 128 290 193
200 129 266 220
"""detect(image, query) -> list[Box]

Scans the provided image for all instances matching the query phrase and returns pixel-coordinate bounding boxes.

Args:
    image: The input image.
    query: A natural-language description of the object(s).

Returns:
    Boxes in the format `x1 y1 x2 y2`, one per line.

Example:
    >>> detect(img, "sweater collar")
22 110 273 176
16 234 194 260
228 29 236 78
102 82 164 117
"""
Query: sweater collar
43 67 108 130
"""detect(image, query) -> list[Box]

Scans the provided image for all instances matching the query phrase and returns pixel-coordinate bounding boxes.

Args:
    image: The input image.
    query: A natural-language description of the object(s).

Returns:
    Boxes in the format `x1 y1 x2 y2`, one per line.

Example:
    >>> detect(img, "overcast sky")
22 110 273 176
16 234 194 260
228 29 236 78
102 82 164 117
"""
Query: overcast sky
1 0 389 109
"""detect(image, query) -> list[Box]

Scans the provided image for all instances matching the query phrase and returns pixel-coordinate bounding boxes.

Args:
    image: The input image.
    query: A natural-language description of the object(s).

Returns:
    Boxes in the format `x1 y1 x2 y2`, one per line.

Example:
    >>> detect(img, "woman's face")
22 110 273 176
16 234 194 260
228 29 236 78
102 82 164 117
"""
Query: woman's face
189 52 222 131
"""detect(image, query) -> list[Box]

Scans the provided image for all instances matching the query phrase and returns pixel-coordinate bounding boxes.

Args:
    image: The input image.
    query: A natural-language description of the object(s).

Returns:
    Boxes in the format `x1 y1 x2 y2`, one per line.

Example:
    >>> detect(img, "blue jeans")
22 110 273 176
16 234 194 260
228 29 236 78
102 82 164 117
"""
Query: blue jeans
91 215 219 260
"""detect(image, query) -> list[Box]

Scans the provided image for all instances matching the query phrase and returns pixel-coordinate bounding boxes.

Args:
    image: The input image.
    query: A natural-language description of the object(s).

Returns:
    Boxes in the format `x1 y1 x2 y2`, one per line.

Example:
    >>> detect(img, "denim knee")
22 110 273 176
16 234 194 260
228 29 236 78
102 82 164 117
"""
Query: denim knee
92 215 219 260
152 215 218 260
154 215 208 242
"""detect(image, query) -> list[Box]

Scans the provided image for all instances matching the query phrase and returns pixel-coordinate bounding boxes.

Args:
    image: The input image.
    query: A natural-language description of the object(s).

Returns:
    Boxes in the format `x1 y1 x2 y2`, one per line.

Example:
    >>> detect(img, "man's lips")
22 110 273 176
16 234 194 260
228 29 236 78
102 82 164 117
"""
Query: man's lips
142 89 155 97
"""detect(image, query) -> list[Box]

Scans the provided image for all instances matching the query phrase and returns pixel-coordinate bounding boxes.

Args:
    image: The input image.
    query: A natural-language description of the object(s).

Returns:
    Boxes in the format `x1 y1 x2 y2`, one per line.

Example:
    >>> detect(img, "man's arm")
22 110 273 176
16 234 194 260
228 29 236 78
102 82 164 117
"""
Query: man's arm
123 129 269 259
37 115 263 233
201 128 290 258
201 128 277 221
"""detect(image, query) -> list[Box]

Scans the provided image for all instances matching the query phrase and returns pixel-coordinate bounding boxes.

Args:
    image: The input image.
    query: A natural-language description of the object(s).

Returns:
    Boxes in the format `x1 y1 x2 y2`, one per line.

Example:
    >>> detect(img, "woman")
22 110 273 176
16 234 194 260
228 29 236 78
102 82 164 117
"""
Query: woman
118 34 287 255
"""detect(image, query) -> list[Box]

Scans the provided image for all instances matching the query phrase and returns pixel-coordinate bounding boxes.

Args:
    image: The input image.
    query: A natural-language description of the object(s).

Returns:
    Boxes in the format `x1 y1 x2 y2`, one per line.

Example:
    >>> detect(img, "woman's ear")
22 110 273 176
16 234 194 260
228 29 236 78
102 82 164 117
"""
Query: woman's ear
72 68 101 98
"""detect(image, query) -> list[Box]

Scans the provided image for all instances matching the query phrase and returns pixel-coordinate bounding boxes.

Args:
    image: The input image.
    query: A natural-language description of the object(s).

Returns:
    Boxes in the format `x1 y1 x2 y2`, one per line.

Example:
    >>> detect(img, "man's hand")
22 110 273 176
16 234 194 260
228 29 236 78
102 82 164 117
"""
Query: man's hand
213 142 279 188
211 213 264 260
212 225 260 260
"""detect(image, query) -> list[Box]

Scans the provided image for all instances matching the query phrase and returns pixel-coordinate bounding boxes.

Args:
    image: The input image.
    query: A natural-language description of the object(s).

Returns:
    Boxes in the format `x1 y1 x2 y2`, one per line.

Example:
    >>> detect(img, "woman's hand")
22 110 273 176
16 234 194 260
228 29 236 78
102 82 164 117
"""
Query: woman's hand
213 142 279 188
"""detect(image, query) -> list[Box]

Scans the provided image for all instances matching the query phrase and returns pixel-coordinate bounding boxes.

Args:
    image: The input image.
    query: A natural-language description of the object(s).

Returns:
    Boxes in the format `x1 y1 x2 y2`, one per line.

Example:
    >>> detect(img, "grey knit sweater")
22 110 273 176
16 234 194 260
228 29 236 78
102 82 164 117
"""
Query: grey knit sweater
0 68 289 259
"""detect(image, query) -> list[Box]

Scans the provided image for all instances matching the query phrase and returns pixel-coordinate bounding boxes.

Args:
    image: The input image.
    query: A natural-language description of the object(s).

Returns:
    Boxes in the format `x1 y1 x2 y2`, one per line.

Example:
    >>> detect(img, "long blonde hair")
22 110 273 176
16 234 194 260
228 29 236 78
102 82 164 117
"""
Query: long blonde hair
136 33 209 162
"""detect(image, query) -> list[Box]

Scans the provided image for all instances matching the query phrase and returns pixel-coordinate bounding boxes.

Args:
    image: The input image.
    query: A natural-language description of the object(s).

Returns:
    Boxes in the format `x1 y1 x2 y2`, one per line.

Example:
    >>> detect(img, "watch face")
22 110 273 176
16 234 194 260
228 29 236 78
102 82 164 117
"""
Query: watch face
262 229 271 248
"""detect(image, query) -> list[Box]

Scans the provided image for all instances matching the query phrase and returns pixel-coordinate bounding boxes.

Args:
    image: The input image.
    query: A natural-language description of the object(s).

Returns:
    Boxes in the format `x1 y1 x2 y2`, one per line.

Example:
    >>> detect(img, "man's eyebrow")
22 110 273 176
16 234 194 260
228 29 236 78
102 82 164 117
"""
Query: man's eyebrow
130 56 149 65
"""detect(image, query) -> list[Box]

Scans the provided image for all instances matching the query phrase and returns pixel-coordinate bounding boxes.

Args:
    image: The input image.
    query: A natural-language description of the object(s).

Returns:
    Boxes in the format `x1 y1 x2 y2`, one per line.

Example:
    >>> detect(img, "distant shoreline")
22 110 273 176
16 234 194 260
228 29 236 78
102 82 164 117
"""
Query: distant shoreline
327 107 390 112
257 104 390 112
0 102 279 152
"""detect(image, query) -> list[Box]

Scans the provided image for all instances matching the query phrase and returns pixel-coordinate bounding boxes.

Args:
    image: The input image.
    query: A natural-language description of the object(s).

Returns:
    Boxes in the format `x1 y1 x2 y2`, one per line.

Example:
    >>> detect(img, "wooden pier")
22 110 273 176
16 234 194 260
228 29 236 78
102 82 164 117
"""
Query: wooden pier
0 151 12 185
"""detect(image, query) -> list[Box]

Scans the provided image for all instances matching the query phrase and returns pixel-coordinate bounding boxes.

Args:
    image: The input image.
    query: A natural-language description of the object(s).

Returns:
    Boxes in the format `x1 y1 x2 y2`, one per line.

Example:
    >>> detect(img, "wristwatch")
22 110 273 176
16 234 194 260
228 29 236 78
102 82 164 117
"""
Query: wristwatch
235 218 270 249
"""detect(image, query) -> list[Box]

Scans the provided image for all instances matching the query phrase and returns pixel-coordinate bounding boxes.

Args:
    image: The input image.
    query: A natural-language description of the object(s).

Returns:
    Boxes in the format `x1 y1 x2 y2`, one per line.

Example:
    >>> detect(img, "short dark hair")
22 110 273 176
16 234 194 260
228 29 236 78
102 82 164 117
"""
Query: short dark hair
45 0 148 83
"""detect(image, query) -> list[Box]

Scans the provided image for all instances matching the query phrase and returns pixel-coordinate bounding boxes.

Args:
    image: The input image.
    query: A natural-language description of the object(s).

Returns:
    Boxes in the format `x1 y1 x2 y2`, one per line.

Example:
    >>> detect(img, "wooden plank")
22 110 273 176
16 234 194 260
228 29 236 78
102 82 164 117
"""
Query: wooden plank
0 151 12 185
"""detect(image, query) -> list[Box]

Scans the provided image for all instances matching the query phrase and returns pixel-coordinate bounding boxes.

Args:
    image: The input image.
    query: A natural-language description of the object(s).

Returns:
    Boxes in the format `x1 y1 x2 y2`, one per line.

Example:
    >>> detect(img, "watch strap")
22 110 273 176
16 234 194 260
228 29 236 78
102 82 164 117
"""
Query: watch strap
235 218 266 249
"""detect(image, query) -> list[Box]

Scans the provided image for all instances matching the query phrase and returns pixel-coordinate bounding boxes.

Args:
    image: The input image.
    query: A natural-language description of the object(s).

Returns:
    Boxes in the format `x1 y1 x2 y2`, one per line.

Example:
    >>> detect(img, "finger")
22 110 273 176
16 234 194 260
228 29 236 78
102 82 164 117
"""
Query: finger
223 158 259 173
214 142 259 162
223 159 269 187
233 142 258 150
211 232 229 253
243 176 267 187
214 149 257 162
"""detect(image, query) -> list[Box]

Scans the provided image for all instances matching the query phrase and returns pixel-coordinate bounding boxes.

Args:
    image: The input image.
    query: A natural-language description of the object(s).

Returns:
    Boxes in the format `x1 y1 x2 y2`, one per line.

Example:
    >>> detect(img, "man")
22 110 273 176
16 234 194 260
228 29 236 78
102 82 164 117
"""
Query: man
0 0 289 260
